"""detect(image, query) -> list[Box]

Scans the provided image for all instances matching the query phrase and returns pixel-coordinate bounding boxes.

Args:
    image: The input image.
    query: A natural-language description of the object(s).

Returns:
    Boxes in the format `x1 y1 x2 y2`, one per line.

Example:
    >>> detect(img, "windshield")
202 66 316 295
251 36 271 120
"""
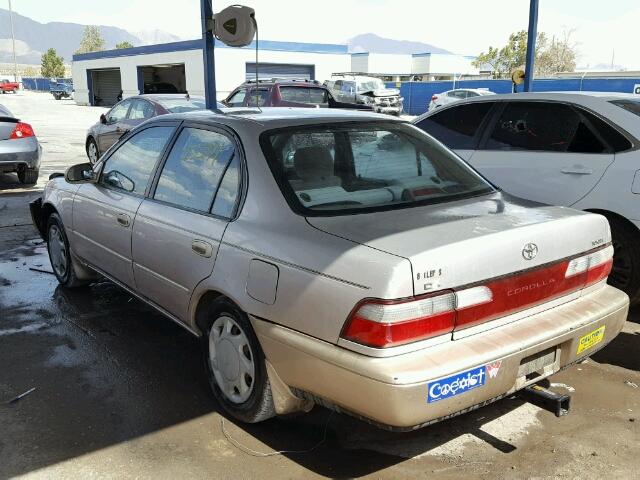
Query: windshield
610 99 640 118
357 79 385 92
156 97 208 113
261 122 494 216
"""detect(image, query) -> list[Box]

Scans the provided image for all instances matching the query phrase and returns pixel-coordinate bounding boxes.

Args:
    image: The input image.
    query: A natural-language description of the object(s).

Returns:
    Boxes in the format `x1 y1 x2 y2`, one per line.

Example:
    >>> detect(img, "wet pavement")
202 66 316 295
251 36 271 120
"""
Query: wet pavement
1 93 639 479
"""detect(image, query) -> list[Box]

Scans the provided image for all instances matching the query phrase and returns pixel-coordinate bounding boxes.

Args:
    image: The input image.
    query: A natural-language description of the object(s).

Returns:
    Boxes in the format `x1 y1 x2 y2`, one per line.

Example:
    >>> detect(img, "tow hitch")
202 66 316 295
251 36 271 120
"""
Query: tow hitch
520 384 571 417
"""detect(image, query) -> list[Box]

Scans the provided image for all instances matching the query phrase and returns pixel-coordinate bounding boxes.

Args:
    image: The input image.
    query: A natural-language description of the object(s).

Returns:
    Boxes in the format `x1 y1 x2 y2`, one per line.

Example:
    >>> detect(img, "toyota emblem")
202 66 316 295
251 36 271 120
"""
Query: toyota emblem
522 243 538 260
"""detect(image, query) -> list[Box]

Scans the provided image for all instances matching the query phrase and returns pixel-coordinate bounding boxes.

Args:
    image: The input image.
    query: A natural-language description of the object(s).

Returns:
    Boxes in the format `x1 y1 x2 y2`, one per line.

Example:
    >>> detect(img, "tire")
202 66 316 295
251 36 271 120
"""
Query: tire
17 168 38 185
608 217 640 305
46 213 87 288
86 137 99 164
202 299 275 423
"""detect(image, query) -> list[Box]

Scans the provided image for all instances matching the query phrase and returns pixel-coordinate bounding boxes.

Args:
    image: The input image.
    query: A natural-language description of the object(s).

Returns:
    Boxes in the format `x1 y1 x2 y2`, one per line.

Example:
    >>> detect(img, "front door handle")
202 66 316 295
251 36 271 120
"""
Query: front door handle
561 166 593 175
116 213 130 227
192 240 213 258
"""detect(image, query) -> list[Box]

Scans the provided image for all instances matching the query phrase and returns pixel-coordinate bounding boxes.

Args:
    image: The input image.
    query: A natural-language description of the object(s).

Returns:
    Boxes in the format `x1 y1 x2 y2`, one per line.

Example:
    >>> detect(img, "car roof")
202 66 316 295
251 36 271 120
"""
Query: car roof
452 91 638 102
156 107 404 128
136 94 205 101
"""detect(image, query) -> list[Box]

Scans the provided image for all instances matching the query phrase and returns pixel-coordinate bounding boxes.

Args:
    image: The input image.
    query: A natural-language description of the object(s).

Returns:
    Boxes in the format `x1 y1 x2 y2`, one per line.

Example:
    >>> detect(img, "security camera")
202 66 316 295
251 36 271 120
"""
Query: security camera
214 5 256 47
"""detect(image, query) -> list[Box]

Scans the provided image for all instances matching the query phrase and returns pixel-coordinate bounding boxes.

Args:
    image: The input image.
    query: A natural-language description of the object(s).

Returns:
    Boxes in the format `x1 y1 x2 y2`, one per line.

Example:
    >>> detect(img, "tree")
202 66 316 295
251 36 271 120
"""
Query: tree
115 41 134 49
75 26 105 54
41 48 66 78
473 29 577 79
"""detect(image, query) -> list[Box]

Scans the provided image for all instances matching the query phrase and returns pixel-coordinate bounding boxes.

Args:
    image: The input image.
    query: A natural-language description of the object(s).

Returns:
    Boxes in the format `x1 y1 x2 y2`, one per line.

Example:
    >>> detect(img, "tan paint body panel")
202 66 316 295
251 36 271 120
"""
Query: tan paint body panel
254 285 628 429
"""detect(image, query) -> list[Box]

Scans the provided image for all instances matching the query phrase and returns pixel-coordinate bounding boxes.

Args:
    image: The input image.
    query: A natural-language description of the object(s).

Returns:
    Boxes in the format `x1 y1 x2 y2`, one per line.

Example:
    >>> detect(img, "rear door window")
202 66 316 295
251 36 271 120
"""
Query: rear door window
416 102 493 149
279 86 328 105
484 101 610 153
246 88 270 107
153 127 236 214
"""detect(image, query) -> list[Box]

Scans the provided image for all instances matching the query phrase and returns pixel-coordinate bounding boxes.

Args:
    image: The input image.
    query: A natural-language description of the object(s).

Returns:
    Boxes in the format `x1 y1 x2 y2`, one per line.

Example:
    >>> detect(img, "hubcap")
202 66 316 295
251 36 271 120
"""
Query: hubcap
48 224 67 278
88 142 98 164
208 315 255 404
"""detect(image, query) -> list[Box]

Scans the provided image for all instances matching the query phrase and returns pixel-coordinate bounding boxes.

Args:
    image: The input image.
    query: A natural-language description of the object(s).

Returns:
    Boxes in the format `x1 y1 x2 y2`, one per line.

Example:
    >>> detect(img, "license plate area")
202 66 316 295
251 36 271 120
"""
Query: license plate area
515 346 559 389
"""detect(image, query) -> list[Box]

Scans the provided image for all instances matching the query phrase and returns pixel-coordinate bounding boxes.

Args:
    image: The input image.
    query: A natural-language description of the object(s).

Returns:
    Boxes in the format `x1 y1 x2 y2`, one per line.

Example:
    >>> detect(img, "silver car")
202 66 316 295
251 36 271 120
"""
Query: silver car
0 103 41 184
30 108 628 430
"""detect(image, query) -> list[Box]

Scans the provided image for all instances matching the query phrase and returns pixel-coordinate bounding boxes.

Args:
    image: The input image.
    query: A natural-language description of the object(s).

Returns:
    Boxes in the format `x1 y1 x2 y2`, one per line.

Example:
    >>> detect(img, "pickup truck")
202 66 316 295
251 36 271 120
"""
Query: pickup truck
0 79 20 94
50 81 73 100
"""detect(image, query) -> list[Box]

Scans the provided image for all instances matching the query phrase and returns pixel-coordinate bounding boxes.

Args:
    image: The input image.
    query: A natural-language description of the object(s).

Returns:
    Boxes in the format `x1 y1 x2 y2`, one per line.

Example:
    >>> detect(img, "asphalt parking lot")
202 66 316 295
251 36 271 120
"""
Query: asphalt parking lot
1 92 639 479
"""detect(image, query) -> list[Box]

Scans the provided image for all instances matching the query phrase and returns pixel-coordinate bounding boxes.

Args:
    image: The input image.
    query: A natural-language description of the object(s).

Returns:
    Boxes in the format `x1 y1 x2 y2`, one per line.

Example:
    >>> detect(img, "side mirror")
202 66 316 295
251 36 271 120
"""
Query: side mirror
65 162 96 184
100 113 107 124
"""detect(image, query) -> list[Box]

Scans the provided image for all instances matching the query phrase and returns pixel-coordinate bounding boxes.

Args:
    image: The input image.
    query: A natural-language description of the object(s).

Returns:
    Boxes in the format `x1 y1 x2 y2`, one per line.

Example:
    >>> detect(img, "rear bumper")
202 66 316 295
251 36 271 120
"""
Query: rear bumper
0 137 41 172
254 284 629 430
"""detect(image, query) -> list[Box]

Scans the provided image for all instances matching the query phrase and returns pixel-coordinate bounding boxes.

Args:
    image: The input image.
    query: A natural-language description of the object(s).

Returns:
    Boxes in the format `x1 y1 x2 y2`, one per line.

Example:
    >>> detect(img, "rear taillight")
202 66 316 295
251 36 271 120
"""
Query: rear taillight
341 292 456 348
342 244 614 349
431 95 438 101
9 122 34 139
566 244 614 286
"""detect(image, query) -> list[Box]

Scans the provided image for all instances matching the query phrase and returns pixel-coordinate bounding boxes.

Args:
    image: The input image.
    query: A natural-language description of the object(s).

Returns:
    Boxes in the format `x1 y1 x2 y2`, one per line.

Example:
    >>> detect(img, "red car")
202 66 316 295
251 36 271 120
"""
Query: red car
0 79 20 94
223 78 372 110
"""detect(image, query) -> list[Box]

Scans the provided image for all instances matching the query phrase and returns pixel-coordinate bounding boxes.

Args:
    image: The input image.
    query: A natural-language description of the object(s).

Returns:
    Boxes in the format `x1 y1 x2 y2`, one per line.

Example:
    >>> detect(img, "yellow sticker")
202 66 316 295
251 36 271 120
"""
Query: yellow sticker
577 326 606 354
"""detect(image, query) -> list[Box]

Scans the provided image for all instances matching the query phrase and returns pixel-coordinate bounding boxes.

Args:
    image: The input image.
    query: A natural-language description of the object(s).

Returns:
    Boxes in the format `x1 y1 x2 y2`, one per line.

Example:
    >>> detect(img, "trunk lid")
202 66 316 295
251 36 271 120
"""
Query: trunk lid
307 193 610 298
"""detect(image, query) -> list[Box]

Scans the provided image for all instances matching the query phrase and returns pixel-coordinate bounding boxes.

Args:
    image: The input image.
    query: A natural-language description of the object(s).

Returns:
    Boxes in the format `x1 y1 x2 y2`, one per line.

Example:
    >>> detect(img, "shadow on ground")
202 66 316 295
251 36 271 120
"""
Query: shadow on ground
0 243 541 478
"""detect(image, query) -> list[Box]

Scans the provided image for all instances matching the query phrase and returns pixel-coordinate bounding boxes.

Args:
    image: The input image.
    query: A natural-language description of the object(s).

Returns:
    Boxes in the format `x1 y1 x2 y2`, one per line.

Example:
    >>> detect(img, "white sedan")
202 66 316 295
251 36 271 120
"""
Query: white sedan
414 91 640 304
428 88 495 111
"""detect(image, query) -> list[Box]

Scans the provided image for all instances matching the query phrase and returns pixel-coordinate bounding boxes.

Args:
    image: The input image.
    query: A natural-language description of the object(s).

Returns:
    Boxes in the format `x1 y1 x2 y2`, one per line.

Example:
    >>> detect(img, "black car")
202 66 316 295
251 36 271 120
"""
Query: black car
85 94 223 164
222 78 373 110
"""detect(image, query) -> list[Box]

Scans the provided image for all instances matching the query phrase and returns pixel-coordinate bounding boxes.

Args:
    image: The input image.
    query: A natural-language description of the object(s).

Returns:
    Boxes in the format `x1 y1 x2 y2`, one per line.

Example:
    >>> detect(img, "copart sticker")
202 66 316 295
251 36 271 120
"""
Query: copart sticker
427 366 486 403
577 325 606 354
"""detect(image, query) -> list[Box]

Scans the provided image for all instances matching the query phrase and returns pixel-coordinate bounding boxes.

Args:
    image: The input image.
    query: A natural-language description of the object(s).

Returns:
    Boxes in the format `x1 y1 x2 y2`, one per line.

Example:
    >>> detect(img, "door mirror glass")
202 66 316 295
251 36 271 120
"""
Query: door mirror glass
100 113 107 124
65 162 96 183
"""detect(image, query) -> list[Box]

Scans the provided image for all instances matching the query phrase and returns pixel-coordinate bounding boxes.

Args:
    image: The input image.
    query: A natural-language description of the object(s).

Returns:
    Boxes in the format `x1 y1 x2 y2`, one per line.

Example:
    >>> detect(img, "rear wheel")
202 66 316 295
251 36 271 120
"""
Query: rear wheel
17 167 38 185
608 217 640 305
202 299 275 423
46 213 87 288
86 138 99 164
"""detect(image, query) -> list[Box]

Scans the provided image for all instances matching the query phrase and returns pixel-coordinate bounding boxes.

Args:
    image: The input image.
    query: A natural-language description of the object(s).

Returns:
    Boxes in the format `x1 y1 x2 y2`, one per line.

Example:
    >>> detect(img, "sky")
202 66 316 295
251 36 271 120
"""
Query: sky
7 0 640 70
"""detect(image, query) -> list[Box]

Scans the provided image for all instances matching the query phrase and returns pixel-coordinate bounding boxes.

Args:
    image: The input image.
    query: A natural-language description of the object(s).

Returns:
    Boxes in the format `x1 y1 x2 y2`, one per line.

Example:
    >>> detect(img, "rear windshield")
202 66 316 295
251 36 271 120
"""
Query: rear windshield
261 122 493 216
610 99 640 118
156 98 207 113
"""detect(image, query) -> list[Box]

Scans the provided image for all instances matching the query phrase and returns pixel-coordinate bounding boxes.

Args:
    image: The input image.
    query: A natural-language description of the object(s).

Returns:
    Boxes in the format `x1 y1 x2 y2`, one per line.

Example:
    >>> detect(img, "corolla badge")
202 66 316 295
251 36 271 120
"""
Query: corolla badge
522 243 539 260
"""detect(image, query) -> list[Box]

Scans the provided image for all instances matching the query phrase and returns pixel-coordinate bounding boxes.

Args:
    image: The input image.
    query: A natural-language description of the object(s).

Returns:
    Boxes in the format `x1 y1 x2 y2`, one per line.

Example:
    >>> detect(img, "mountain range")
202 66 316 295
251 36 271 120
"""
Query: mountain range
0 8 451 65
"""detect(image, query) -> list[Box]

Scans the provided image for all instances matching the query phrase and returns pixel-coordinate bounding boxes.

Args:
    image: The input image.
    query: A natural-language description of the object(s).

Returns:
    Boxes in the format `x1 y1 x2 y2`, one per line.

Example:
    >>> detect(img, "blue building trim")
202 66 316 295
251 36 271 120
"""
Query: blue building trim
73 39 348 62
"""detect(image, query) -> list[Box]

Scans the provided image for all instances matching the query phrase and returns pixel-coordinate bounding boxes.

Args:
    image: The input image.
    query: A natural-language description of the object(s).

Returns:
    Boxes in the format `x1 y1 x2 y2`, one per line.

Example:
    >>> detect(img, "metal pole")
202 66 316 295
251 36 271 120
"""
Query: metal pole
523 0 539 92
8 0 17 82
201 0 217 109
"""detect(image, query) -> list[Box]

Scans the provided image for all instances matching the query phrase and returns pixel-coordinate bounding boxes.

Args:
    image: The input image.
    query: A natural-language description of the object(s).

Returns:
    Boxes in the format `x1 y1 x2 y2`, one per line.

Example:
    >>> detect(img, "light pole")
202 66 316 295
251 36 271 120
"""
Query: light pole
8 0 18 82
201 0 217 109
523 0 539 92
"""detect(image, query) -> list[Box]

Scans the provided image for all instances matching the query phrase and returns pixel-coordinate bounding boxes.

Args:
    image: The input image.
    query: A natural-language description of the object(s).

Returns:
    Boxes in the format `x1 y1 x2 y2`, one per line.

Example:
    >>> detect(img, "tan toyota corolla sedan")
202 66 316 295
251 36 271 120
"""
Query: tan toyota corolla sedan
31 108 628 430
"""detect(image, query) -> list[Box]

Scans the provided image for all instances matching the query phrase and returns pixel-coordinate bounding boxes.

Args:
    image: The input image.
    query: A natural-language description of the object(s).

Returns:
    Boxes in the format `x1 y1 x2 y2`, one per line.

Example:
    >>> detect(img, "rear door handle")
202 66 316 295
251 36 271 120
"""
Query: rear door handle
116 213 130 227
192 240 213 258
561 166 593 175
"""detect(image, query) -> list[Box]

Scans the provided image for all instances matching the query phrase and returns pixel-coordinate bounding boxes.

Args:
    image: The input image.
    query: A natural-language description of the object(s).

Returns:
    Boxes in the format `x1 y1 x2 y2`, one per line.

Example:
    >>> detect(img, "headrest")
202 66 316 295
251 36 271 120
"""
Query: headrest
293 146 334 181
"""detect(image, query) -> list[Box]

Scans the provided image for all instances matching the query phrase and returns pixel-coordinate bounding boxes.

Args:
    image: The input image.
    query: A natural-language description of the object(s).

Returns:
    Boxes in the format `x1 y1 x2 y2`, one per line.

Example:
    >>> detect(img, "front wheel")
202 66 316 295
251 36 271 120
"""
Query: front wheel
46 213 87 288
86 138 99 164
608 217 640 305
203 300 275 423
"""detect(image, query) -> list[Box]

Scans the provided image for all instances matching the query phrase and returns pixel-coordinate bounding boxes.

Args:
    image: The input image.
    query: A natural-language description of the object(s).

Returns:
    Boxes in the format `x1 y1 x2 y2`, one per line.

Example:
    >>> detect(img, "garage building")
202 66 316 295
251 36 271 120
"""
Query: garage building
72 39 351 106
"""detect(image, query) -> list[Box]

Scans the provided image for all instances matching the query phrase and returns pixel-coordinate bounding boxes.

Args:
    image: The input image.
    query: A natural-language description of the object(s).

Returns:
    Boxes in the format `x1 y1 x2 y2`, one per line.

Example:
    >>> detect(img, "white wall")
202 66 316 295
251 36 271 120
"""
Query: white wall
351 54 369 73
420 54 479 76
72 47 351 105
366 53 413 75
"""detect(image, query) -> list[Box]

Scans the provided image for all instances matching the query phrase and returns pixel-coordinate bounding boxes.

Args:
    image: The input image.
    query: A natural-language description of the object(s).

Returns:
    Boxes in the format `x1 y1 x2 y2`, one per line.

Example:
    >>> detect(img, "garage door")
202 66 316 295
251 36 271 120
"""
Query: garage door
90 69 122 107
245 63 314 81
